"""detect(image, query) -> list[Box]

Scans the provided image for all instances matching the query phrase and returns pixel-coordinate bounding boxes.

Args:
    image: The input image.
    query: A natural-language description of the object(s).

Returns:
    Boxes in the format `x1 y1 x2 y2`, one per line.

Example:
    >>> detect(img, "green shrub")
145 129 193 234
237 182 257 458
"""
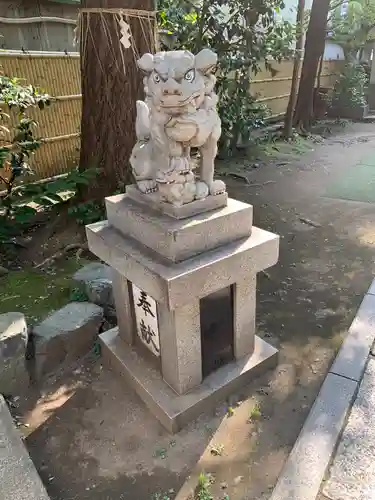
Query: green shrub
331 64 368 109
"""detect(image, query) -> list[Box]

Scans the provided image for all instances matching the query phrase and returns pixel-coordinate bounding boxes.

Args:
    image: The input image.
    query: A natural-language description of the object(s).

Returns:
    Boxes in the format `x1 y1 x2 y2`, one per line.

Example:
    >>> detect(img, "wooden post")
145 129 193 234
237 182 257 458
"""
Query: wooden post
293 0 331 130
283 0 305 139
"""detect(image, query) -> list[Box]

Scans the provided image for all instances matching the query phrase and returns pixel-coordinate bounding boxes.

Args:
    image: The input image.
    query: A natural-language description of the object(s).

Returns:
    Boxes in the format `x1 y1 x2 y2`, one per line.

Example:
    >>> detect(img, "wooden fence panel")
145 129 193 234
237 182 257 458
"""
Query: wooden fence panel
251 59 343 118
0 53 343 188
0 51 81 186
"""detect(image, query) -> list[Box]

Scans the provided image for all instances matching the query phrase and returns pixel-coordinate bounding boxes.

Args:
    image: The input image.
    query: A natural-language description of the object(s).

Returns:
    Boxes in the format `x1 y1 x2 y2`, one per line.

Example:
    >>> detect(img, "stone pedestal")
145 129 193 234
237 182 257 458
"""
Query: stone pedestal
86 186 280 432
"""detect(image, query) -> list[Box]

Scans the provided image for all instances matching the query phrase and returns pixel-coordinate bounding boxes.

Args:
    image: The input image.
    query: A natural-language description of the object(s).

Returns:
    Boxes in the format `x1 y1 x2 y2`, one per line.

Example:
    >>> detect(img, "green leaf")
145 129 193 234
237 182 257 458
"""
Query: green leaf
41 193 65 204
13 205 37 223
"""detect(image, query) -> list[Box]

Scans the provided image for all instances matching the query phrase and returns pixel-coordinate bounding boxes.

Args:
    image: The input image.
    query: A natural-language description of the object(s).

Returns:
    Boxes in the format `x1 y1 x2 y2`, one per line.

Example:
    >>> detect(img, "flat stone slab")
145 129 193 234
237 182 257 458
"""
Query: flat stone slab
0 312 28 395
100 327 278 433
86 220 279 310
106 194 253 263
270 373 357 500
323 359 375 500
329 293 375 382
126 184 228 219
0 395 50 499
33 302 103 378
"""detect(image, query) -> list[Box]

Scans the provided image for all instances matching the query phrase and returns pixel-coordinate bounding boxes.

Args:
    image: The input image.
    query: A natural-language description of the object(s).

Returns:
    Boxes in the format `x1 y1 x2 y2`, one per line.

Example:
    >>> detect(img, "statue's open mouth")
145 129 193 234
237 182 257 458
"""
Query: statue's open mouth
160 92 201 108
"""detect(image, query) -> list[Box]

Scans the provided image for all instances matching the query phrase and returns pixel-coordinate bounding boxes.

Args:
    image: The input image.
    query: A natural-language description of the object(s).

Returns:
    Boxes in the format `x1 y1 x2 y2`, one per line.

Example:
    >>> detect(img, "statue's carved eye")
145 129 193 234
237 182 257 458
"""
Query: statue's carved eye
184 69 195 82
153 72 161 83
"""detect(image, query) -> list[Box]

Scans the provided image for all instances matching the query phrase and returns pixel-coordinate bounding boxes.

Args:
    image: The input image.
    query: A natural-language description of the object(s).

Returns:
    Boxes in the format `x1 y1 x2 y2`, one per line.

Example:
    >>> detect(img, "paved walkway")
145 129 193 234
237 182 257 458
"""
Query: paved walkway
321 356 375 500
270 284 375 500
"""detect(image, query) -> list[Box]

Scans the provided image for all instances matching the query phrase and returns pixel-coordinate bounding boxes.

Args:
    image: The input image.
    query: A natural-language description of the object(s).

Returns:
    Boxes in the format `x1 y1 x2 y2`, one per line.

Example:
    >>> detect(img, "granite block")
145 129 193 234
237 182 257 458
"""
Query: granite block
111 270 135 345
158 300 202 394
329 293 375 382
0 395 50 499
106 195 253 263
126 184 228 219
323 359 375 500
99 328 278 433
233 276 256 359
86 221 279 311
270 373 357 500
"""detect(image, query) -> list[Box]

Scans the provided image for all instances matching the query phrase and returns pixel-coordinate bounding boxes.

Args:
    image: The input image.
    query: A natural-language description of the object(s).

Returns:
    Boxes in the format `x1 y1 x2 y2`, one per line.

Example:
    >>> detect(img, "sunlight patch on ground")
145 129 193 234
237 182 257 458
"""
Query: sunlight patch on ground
22 382 79 437
356 224 375 247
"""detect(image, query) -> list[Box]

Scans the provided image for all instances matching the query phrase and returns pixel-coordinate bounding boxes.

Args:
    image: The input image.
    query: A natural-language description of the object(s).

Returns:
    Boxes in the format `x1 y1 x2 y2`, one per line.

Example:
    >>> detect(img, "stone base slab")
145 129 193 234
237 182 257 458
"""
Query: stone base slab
106 194 253 263
126 184 228 219
99 327 278 433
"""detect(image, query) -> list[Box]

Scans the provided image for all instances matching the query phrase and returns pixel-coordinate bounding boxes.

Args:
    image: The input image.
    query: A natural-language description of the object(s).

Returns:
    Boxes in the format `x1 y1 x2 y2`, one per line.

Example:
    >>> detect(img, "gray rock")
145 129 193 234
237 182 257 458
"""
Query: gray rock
0 312 29 395
73 262 113 308
73 262 111 284
86 278 114 308
0 265 9 277
33 302 103 378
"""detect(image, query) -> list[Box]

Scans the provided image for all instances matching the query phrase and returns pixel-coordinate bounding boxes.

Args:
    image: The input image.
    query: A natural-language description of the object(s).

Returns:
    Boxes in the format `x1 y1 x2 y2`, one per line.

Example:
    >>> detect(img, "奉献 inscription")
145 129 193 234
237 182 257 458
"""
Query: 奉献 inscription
132 284 160 357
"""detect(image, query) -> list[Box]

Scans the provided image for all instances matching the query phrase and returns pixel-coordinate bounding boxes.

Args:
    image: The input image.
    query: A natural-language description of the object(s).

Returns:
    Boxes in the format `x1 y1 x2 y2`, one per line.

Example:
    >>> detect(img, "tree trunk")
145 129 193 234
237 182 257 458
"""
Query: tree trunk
316 54 323 91
283 0 305 139
79 0 155 199
293 0 330 130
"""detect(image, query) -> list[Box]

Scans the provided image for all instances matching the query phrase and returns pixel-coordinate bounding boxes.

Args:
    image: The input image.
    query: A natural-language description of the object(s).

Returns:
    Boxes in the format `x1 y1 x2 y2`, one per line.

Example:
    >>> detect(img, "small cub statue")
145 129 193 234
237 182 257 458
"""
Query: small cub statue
130 48 226 207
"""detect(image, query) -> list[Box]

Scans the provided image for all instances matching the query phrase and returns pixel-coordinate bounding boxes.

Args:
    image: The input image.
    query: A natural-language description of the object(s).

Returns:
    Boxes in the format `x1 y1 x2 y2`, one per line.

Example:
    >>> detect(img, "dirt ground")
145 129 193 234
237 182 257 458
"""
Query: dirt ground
9 122 375 500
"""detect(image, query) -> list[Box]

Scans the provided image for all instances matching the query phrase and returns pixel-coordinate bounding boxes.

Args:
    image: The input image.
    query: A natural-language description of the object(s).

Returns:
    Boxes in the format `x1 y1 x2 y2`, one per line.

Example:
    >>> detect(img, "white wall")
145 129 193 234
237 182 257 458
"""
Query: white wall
323 41 345 61
280 0 313 23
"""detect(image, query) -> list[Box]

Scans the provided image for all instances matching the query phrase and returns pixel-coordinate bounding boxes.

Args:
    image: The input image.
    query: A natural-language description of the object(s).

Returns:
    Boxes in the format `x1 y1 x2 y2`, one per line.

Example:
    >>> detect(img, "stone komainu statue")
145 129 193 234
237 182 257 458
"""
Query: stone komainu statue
130 49 226 206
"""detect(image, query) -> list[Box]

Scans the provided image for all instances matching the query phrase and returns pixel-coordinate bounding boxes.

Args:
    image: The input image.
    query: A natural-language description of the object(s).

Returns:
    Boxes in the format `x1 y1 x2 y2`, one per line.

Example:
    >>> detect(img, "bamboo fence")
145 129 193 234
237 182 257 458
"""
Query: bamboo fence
0 52 343 188
0 50 81 189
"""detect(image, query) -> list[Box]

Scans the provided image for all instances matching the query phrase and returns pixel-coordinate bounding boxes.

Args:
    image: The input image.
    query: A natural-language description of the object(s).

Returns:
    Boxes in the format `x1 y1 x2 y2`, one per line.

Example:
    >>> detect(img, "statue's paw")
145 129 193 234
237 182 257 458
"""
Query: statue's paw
195 181 209 200
181 182 196 204
209 180 226 196
137 180 157 194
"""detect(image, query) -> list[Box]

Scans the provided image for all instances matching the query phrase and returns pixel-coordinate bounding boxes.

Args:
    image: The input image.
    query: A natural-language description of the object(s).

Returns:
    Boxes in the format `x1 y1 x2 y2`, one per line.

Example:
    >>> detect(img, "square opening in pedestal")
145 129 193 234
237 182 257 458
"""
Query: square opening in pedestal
200 285 234 378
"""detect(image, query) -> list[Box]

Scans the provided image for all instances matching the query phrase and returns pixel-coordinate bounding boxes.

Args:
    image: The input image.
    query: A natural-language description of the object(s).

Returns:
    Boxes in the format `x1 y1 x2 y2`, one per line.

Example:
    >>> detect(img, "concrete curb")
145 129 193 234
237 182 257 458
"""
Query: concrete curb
270 279 375 500
0 395 50 500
